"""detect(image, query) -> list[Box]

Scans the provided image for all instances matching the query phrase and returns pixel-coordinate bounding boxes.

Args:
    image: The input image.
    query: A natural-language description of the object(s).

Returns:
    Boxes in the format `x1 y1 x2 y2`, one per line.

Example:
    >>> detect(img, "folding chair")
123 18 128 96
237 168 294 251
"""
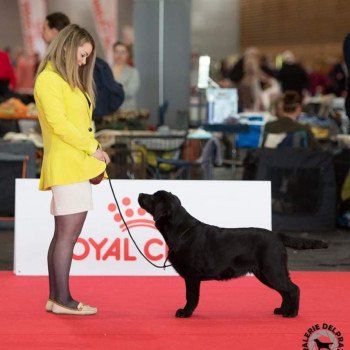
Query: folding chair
134 133 188 179
95 129 147 179
108 142 146 179
155 137 222 180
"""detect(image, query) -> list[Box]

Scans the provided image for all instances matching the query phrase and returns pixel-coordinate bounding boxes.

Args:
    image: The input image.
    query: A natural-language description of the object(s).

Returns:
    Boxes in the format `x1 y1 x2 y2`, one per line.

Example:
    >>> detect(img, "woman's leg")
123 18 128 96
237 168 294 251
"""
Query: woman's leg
48 211 87 308
47 230 57 301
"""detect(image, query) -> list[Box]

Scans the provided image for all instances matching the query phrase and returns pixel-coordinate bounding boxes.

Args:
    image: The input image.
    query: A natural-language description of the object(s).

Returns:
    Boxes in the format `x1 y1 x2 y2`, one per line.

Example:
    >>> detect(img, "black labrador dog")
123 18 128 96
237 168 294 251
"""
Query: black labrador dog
138 190 328 318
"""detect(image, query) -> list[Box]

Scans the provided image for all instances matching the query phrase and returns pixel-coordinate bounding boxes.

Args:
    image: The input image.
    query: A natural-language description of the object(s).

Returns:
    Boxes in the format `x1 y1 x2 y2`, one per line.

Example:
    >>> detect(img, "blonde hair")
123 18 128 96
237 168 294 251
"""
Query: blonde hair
37 24 96 106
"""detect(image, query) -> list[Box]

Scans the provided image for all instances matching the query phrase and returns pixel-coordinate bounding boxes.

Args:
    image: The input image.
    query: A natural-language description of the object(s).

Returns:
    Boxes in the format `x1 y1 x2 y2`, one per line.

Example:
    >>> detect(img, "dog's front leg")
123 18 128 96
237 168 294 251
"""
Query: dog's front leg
175 277 201 318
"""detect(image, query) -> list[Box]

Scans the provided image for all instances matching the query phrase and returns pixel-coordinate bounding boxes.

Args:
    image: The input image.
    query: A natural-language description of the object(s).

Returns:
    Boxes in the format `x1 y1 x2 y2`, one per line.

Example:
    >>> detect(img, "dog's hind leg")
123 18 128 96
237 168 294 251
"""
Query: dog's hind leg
258 267 300 317
280 282 300 318
254 271 288 313
255 245 301 317
273 287 299 318
175 277 201 318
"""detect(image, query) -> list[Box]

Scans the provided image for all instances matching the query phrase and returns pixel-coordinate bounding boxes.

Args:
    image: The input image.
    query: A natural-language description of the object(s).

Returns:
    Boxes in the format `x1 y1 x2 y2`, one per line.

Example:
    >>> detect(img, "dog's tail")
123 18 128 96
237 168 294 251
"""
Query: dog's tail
279 233 328 250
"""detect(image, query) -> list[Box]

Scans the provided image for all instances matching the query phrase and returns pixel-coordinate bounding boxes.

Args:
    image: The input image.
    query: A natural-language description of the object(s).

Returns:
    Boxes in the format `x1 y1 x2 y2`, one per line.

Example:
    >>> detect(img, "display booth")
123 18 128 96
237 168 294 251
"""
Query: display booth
15 179 271 276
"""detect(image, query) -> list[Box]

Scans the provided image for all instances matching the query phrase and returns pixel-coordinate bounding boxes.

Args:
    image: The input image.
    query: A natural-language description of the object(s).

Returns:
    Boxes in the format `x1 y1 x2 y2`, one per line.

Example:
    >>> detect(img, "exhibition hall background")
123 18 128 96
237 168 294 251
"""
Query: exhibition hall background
1 0 349 127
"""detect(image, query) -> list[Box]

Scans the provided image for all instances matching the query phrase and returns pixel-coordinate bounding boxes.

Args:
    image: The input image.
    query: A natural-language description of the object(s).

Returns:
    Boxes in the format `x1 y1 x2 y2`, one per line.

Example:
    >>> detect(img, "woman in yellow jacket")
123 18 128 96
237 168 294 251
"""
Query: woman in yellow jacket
34 24 110 315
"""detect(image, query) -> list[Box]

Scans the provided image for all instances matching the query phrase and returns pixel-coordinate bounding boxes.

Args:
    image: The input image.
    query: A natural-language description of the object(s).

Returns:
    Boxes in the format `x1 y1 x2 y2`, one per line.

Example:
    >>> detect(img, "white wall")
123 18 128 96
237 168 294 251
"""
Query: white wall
0 0 23 53
191 0 240 59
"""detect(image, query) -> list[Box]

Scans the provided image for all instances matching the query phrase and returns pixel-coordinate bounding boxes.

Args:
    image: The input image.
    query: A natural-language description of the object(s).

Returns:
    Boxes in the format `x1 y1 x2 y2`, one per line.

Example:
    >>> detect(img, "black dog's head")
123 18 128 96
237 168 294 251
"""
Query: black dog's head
138 190 182 222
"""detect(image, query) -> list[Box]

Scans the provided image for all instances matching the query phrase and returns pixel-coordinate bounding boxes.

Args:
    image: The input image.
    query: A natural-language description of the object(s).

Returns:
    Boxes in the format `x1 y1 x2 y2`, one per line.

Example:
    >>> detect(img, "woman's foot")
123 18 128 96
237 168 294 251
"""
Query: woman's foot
46 298 78 311
45 299 54 312
51 301 97 315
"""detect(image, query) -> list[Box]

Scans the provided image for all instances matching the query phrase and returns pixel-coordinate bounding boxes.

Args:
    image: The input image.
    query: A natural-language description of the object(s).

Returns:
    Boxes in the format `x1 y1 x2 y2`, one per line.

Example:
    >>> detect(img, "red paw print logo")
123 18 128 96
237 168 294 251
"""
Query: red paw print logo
108 197 156 232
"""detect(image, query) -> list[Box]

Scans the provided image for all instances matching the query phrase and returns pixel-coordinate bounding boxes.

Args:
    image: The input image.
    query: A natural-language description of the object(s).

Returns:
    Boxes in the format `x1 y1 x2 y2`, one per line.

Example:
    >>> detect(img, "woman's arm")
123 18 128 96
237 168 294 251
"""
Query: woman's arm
35 72 98 155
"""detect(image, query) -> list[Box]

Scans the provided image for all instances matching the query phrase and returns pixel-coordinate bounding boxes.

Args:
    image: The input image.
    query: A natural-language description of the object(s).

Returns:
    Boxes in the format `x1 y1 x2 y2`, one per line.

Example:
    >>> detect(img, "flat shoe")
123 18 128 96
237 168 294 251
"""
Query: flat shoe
51 302 97 315
45 299 54 312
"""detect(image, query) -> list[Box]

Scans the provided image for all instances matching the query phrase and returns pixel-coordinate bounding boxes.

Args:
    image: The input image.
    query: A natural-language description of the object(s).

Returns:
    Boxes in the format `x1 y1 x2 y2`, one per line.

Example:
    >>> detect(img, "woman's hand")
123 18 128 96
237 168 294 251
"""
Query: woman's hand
92 149 110 165
101 150 110 165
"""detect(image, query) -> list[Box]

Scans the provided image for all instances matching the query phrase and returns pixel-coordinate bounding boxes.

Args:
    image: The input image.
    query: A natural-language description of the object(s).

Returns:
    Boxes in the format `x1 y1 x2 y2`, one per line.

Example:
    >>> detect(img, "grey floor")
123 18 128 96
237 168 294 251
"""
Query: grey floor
1 166 349 272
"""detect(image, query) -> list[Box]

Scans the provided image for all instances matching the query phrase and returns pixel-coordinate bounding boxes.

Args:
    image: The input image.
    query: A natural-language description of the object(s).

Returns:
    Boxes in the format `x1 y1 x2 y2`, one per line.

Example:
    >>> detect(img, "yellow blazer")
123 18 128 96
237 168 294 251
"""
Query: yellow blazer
34 62 106 191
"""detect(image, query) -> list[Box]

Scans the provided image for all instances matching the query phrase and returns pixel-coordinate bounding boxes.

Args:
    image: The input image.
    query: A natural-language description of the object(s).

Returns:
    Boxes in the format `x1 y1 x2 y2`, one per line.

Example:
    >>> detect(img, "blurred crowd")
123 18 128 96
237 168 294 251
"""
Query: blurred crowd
212 47 348 114
1 24 349 136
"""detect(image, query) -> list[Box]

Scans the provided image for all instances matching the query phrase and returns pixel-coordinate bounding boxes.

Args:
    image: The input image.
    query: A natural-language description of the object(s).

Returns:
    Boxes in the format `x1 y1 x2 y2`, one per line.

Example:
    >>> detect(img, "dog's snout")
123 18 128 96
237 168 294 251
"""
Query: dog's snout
138 193 145 204
138 193 152 208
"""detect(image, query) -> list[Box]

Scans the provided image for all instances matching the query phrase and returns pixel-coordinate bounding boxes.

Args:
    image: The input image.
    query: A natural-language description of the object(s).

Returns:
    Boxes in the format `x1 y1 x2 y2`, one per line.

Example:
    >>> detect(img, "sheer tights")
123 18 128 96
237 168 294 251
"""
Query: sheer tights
47 211 87 308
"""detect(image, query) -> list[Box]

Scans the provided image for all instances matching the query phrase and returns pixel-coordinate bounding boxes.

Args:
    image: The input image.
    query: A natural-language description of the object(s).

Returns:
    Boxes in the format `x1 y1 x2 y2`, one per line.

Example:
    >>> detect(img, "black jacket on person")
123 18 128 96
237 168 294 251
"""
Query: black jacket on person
93 57 125 121
277 63 309 95
228 58 244 84
328 62 347 97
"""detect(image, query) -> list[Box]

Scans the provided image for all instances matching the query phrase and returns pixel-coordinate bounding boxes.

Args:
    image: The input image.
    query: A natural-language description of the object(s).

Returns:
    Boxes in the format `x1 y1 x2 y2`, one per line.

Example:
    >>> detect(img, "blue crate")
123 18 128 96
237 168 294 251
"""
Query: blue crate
235 115 264 148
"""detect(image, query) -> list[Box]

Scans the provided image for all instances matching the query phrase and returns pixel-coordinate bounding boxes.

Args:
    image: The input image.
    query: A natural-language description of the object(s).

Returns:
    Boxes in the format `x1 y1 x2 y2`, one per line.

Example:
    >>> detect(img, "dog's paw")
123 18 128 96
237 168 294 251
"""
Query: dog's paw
175 308 193 318
282 310 298 318
274 307 283 315
274 307 298 317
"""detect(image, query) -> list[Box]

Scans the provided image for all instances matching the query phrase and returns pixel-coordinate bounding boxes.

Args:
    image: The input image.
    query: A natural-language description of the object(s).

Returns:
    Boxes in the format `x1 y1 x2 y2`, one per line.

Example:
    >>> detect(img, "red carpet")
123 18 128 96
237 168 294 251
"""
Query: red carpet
0 272 349 349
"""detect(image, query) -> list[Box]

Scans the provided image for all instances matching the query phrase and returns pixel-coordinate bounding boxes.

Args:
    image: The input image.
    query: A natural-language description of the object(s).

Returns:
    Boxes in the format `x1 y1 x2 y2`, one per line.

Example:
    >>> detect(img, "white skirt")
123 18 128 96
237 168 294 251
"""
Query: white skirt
50 181 93 216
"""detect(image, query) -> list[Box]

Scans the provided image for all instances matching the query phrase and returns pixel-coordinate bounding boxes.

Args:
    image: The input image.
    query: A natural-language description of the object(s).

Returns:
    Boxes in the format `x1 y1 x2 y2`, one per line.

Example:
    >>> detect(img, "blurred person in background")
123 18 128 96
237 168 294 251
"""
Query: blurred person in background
262 91 320 150
219 47 261 89
307 60 329 96
260 60 281 111
0 49 16 101
112 41 140 110
13 47 36 95
277 51 309 97
237 54 262 111
328 57 347 97
228 47 260 85
42 12 70 46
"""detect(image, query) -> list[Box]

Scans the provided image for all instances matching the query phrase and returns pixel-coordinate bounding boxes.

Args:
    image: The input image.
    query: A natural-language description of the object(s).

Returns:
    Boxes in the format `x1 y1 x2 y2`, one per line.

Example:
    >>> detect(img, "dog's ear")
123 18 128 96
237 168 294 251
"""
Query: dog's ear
173 195 181 207
153 192 182 222
153 201 170 221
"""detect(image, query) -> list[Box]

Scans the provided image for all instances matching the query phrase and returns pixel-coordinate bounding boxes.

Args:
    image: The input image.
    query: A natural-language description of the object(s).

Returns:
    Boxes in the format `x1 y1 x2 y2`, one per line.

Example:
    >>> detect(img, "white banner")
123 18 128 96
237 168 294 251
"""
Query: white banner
90 0 117 65
17 0 47 58
15 180 271 276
